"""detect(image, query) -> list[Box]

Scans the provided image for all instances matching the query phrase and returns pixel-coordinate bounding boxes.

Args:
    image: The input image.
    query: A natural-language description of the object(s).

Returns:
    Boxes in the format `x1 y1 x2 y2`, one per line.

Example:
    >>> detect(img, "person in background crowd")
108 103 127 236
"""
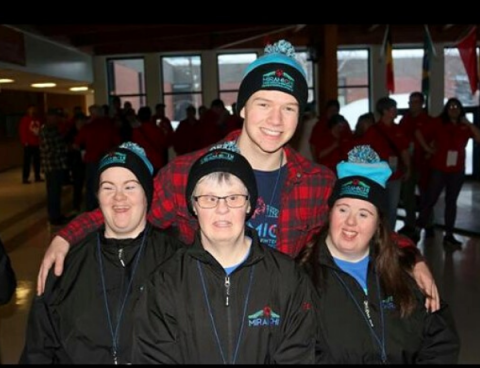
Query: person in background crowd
398 92 433 242
152 103 174 164
289 100 317 161
198 105 207 119
309 99 341 162
351 112 375 145
416 98 480 250
223 101 244 136
64 113 87 214
132 106 168 175
36 39 440 313
132 149 318 364
74 105 121 211
313 113 352 172
39 108 70 226
20 142 183 364
173 105 200 156
362 97 411 232
19 105 44 184
298 145 460 364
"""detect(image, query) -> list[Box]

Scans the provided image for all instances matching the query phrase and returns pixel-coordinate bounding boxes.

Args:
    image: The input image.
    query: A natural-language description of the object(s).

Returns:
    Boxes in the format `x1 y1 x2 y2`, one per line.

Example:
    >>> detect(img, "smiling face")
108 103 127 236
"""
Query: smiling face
240 90 300 155
98 167 148 239
192 173 250 249
326 197 379 261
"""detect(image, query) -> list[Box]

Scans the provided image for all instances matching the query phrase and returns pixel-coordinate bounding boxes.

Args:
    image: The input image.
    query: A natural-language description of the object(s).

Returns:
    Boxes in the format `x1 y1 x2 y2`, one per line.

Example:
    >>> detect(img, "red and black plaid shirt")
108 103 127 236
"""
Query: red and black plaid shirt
59 130 337 257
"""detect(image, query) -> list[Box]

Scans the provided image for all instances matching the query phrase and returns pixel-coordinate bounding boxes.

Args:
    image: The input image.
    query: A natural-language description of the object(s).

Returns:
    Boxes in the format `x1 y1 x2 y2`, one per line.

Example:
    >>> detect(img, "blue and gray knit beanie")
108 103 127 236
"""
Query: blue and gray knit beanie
236 39 308 115
328 145 392 214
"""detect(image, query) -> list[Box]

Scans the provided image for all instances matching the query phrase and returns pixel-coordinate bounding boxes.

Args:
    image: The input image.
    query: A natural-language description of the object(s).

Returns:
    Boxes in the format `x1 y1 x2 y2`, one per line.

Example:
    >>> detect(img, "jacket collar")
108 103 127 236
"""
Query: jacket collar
187 227 266 271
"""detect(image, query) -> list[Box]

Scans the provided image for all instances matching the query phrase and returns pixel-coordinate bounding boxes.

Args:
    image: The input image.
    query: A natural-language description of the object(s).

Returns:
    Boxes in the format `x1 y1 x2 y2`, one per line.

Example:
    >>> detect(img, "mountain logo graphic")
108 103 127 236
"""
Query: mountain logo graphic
248 306 281 327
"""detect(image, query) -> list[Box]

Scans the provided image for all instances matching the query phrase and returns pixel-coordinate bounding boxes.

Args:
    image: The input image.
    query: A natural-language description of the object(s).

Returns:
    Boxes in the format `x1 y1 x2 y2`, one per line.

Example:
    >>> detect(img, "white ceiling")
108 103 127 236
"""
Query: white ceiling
0 68 92 95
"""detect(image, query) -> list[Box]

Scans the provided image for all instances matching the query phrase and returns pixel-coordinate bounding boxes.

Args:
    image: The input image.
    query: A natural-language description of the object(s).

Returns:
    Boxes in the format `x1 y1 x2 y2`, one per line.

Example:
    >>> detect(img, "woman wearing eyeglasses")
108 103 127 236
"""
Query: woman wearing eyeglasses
132 148 318 364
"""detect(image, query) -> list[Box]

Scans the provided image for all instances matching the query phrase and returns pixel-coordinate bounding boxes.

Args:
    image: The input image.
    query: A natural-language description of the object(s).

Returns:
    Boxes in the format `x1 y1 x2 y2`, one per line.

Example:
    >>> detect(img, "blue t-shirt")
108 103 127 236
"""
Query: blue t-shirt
247 166 286 249
333 254 370 294
224 242 252 276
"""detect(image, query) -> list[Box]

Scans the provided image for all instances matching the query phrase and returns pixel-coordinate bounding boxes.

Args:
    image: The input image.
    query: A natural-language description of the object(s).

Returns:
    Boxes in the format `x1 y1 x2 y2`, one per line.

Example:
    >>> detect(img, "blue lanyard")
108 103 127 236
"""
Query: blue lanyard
97 230 147 364
333 269 387 363
197 261 254 364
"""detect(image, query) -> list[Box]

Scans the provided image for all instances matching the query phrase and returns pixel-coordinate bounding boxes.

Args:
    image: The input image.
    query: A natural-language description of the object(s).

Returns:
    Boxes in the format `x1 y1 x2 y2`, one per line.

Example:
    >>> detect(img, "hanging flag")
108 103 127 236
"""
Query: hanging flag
384 26 395 93
421 25 436 98
456 26 479 95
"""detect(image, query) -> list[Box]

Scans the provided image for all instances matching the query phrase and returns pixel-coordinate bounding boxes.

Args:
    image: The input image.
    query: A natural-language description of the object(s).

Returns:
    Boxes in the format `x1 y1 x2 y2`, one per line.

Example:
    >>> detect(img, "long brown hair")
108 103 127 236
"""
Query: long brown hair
297 213 418 317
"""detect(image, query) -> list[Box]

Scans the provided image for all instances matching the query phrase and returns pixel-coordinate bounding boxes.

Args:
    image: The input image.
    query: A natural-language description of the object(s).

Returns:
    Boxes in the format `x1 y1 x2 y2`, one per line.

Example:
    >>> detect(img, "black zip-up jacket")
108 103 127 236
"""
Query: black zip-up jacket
20 224 183 364
311 240 460 364
132 228 318 364
0 237 16 305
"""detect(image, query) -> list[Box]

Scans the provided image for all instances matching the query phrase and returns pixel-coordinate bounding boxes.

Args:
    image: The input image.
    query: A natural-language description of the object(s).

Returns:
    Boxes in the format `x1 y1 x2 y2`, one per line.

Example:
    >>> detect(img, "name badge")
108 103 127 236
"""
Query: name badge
446 150 458 167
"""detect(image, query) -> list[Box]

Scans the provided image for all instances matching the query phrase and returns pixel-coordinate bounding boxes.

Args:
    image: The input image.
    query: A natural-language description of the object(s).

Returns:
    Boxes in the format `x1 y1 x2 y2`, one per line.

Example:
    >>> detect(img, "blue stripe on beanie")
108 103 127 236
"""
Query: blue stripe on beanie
329 145 392 213
336 145 392 188
243 40 306 79
236 39 308 115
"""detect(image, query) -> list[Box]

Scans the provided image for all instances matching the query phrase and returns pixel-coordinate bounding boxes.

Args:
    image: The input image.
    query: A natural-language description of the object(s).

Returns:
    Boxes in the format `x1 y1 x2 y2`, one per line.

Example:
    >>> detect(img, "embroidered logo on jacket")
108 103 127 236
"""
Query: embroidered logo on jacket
381 296 396 310
248 306 281 327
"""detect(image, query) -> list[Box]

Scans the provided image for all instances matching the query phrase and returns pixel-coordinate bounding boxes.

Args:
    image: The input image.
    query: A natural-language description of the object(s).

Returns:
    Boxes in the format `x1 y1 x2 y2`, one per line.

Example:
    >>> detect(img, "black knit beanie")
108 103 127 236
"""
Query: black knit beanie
236 39 308 115
96 142 154 211
328 146 392 215
186 149 258 219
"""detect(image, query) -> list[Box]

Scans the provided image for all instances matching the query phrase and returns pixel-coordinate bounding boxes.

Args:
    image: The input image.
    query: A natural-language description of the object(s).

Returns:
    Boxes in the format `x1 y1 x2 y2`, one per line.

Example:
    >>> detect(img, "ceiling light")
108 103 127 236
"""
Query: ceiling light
31 83 56 88
0 79 14 83
69 86 89 92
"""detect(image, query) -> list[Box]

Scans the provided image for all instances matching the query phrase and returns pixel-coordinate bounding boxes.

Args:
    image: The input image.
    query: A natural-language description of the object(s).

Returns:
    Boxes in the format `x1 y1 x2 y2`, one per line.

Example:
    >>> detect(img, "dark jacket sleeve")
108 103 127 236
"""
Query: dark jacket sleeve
132 272 183 364
19 274 62 364
0 238 16 305
416 300 461 364
272 267 317 364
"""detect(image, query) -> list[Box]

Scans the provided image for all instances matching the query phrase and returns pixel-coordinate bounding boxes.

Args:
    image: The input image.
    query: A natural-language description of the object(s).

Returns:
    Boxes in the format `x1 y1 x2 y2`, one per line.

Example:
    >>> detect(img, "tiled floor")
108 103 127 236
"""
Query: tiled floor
0 167 479 364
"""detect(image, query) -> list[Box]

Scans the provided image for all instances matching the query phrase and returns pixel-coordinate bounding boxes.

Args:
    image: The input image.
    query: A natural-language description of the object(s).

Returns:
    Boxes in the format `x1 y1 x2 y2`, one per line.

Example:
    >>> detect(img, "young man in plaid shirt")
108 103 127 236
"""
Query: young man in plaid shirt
37 40 440 311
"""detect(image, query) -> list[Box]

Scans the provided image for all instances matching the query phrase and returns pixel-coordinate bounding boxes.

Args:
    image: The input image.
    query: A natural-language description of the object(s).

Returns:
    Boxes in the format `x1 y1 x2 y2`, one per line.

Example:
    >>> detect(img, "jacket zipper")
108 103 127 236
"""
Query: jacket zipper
225 275 233 363
118 247 125 267
224 276 230 306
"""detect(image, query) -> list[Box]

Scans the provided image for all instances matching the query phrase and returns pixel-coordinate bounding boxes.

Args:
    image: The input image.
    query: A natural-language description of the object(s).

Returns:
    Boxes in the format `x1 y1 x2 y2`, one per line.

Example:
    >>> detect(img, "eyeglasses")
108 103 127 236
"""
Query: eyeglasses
193 194 249 209
449 105 460 110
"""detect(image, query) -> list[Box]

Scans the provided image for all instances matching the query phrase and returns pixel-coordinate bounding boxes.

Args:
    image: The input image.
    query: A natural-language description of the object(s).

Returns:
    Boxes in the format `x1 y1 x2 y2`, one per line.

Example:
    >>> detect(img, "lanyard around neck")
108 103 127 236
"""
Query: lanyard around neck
333 269 387 363
196 261 255 364
97 229 148 364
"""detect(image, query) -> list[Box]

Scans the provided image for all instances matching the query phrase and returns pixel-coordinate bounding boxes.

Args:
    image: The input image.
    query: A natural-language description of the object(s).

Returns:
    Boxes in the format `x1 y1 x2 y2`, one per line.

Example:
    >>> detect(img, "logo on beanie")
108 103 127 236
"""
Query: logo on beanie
262 69 294 92
339 179 371 199
200 150 234 165
99 152 127 169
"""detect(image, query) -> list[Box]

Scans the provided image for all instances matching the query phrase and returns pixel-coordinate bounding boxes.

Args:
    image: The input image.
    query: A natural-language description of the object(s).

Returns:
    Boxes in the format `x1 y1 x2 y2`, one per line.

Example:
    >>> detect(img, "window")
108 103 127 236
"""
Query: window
444 47 479 107
162 55 202 129
391 48 423 110
296 51 315 103
337 49 370 130
217 53 257 113
107 58 146 112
